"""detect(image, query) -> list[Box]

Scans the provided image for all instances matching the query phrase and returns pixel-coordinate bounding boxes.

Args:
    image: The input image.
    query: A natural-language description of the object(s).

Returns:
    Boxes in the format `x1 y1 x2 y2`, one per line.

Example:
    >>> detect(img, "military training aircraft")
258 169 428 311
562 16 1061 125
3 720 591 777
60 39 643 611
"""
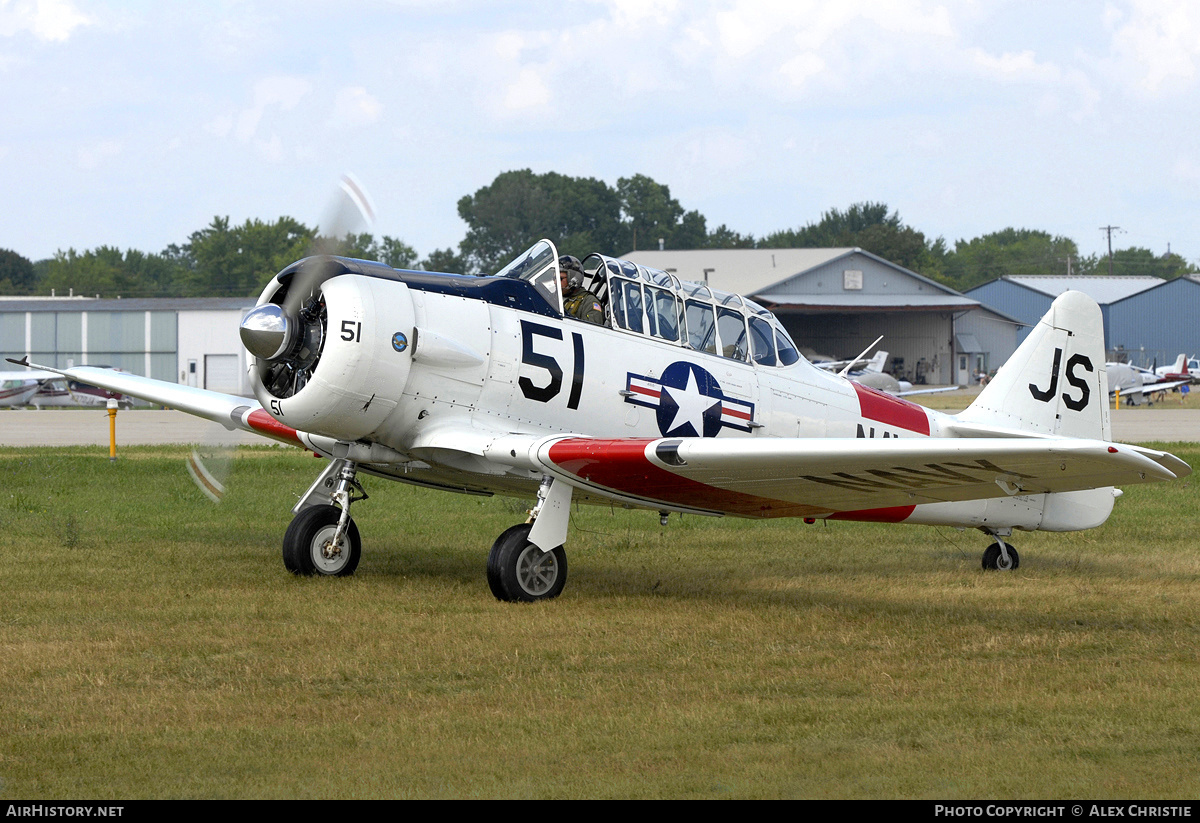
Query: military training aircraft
10 239 1191 602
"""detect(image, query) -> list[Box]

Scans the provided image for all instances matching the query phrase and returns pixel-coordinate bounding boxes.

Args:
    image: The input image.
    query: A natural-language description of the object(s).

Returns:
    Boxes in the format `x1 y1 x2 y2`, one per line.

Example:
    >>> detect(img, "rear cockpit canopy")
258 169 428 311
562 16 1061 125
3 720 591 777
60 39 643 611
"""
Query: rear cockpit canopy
496 240 801 368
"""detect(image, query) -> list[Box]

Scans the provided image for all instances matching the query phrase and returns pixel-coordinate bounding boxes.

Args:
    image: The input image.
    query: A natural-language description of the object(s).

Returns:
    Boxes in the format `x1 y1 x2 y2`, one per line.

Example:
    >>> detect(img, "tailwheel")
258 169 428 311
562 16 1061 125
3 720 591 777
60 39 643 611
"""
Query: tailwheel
982 540 1019 571
487 523 568 602
283 504 361 577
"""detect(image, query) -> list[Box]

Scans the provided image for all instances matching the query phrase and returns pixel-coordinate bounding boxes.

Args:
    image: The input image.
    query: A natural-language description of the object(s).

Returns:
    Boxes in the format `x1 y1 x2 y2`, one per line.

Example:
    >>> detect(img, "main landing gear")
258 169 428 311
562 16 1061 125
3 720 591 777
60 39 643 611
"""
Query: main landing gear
280 461 573 601
283 459 365 577
981 529 1019 571
487 476 572 603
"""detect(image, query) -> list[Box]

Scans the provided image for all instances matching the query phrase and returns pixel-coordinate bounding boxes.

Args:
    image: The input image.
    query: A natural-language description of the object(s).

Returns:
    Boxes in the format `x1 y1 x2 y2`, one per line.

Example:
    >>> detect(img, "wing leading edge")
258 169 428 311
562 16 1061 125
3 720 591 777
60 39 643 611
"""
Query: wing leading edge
5 359 302 448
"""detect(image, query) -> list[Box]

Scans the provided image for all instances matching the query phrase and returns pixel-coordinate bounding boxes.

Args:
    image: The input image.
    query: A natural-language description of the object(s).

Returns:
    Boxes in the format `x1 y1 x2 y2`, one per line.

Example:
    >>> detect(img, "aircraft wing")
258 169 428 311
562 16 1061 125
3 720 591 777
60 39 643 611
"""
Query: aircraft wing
1110 379 1190 397
511 435 1190 518
5 359 302 447
896 385 961 397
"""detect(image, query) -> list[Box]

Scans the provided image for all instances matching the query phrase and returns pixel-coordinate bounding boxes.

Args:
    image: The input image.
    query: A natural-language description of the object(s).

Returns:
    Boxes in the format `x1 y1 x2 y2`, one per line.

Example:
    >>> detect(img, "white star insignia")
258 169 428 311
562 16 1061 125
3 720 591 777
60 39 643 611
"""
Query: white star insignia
663 369 719 436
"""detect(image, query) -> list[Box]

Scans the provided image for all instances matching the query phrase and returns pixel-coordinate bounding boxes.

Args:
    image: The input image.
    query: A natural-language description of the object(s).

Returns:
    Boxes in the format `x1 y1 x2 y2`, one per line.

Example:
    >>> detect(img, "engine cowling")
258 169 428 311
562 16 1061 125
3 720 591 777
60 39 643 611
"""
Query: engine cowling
247 272 415 440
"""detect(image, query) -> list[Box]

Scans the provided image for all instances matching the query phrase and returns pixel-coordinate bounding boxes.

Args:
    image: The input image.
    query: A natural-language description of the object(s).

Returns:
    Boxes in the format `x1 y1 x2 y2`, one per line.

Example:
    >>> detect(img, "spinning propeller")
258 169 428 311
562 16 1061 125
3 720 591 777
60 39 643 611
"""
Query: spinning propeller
189 174 377 504
239 174 377 399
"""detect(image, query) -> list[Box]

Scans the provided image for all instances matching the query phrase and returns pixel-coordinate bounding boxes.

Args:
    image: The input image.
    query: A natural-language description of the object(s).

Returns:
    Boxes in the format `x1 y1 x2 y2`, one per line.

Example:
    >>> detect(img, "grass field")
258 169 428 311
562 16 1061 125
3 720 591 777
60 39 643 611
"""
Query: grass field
2 444 1198 799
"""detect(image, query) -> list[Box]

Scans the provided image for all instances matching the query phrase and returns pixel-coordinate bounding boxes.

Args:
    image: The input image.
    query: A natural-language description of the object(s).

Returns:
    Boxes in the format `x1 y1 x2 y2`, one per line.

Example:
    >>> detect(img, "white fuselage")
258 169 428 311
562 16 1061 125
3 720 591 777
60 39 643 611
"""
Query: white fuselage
256 271 1107 534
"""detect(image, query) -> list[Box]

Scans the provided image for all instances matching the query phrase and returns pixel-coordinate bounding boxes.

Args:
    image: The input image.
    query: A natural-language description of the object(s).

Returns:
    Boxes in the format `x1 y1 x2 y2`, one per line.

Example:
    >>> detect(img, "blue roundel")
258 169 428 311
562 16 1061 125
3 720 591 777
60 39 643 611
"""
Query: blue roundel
655 362 725 438
392 332 408 352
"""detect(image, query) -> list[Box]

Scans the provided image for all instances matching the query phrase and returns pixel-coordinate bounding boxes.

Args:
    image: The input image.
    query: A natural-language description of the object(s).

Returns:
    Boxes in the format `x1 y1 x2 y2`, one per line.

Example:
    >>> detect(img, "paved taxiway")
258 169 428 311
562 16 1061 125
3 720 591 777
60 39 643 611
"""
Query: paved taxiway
2 407 1199 447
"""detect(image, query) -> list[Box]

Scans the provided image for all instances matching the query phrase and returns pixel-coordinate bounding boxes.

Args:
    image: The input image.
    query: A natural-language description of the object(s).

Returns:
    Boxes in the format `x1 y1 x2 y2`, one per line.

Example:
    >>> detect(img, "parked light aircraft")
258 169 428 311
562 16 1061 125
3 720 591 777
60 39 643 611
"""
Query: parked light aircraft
10 240 1191 601
1156 354 1199 384
0 366 60 407
1106 362 1188 405
0 366 131 408
811 347 957 397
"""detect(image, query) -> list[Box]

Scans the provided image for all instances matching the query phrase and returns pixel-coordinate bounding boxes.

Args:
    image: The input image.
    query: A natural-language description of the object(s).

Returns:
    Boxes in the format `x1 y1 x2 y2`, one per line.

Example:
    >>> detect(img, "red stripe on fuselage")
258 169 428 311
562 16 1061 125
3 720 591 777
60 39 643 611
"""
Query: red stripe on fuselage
247 408 303 447
852 382 930 435
546 438 825 519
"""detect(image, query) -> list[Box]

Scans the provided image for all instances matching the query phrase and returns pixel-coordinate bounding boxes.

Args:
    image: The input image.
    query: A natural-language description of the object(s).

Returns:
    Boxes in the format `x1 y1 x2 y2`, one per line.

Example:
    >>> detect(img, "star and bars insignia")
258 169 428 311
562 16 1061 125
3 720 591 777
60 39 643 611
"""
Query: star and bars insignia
624 361 755 437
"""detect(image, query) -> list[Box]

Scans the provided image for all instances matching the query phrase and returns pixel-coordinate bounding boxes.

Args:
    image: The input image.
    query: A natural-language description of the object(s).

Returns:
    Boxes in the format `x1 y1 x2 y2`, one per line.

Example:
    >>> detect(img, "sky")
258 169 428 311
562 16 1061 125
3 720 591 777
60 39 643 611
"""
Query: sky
2 0 1199 269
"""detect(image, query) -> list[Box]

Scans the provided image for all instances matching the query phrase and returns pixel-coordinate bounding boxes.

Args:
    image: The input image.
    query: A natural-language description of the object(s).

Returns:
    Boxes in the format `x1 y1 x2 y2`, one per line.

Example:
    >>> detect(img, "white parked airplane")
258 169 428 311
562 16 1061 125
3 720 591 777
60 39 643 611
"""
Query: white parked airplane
1106 362 1188 405
10 240 1190 601
0 366 133 408
812 348 958 397
0 366 60 407
1156 354 1199 384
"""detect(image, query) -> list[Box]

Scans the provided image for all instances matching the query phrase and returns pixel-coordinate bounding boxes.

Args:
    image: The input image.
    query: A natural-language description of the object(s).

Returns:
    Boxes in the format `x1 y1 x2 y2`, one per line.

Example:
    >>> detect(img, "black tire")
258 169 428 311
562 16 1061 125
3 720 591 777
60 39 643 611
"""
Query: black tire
283 504 361 577
982 541 1019 571
487 523 567 602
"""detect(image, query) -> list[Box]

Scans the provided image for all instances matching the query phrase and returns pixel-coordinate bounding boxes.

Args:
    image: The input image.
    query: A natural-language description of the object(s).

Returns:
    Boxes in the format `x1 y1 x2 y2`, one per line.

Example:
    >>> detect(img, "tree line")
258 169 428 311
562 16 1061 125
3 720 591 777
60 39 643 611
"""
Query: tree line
1 169 1195 298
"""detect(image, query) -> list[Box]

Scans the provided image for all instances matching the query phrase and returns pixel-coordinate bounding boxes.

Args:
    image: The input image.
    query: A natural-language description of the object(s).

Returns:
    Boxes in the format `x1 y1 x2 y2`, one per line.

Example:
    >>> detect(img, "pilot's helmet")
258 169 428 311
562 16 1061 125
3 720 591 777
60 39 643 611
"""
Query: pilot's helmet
558 255 584 290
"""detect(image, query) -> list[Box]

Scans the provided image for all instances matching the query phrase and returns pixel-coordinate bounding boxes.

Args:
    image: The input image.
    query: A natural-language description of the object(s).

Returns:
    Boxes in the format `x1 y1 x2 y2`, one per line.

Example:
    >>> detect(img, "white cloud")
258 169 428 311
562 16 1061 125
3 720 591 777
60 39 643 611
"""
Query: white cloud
1107 0 1200 93
233 75 312 142
332 86 382 127
778 52 825 87
0 0 92 42
610 0 679 30
502 67 551 112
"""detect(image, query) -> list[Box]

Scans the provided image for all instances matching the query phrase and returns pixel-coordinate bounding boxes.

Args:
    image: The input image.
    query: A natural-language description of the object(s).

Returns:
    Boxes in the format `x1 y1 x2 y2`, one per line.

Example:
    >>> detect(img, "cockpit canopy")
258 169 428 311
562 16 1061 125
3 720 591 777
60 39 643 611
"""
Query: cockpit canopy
497 240 801 368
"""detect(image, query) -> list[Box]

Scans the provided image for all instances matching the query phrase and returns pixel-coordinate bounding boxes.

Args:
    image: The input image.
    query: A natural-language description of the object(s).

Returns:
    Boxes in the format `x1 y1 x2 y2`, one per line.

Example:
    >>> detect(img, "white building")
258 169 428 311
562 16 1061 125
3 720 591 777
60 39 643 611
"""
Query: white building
623 248 1013 385
0 297 256 395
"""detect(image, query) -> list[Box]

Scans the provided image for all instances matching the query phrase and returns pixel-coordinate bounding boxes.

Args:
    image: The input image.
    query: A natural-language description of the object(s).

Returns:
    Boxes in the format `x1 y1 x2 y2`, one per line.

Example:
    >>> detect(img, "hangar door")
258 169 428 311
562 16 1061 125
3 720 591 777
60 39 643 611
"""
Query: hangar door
204 354 241 394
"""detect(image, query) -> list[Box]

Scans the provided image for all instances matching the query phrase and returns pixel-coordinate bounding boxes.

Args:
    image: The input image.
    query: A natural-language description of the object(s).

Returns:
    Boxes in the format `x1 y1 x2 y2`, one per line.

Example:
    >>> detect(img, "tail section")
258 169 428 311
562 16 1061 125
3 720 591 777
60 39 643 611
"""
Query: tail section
865 350 889 373
958 291 1111 440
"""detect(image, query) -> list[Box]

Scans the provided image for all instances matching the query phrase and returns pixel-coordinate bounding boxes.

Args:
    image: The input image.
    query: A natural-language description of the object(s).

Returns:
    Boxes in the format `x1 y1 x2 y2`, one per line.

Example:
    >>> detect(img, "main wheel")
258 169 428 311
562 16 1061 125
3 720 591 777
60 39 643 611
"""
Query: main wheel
487 523 568 602
982 541 1019 571
283 504 361 577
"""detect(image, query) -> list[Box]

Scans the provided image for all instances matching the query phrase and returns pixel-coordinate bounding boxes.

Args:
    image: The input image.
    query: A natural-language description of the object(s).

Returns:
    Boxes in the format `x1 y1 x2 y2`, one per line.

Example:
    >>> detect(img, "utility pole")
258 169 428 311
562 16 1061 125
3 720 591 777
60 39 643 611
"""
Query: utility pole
1099 225 1123 276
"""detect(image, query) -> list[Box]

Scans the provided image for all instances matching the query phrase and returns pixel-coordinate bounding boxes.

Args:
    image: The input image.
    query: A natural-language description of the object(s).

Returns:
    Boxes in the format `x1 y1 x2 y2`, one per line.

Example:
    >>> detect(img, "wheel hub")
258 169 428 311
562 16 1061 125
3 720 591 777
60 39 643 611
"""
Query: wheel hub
516 544 559 596
312 525 348 573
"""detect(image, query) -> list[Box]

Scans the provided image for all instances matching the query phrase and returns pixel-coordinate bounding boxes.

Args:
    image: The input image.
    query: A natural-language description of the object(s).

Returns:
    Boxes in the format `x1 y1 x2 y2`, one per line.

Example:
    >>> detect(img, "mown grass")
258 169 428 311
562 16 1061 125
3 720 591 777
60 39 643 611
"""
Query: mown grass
1 444 1198 799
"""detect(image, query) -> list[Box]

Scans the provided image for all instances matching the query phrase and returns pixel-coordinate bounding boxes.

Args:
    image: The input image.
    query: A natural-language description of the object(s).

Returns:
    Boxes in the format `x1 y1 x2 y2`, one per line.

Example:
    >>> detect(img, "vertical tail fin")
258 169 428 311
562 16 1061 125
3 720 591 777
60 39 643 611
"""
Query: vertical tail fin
958 291 1111 440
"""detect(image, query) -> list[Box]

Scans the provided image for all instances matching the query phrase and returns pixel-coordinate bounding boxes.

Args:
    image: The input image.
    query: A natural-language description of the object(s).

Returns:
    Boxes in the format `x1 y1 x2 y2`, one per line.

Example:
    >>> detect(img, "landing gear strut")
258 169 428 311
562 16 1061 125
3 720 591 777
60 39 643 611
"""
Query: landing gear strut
283 460 366 576
981 530 1019 571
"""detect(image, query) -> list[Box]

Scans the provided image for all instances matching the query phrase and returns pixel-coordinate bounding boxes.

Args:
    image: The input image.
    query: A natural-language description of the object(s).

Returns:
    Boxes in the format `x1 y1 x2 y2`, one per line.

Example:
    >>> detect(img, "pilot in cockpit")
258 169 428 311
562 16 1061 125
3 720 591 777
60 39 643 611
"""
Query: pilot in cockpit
558 255 605 325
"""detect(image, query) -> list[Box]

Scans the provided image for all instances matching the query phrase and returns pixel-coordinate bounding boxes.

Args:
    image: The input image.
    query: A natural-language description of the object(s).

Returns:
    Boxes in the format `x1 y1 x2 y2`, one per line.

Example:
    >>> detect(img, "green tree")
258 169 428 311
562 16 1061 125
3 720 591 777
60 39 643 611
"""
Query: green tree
457 170 624 274
181 216 312 296
941 228 1079 290
617 174 684 251
40 247 187 298
375 236 419 269
422 248 465 273
761 202 944 276
0 248 36 294
1077 246 1198 279
335 233 419 268
704 224 756 249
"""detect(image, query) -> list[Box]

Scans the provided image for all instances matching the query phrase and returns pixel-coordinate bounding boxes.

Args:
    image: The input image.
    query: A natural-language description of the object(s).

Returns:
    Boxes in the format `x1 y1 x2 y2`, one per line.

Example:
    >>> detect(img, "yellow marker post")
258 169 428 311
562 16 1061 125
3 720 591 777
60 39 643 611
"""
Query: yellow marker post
107 397 118 461
1115 388 1120 410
